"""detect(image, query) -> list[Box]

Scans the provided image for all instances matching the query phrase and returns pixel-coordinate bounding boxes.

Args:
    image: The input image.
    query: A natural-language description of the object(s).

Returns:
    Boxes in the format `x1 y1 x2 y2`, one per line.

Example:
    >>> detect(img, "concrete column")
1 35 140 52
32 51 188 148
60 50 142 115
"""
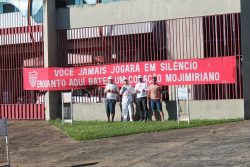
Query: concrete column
57 31 68 67
241 0 250 119
43 0 60 120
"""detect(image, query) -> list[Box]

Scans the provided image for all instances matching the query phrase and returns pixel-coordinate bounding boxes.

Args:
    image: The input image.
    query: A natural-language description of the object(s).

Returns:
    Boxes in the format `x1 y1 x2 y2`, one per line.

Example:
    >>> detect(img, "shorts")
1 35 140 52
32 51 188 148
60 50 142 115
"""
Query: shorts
105 99 116 115
150 99 162 112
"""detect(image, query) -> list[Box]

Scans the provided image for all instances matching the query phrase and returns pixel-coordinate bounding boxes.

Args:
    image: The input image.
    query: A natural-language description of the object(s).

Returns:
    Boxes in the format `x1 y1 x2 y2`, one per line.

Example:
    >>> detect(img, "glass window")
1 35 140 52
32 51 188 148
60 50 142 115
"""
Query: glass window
101 0 124 3
75 0 86 5
67 0 125 6
84 0 98 4
0 4 3 14
1 3 18 13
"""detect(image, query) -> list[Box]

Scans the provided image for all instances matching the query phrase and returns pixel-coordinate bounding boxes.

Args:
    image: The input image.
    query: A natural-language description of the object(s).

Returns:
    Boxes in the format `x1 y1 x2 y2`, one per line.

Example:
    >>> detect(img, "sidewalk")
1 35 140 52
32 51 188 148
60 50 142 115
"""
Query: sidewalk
7 120 250 167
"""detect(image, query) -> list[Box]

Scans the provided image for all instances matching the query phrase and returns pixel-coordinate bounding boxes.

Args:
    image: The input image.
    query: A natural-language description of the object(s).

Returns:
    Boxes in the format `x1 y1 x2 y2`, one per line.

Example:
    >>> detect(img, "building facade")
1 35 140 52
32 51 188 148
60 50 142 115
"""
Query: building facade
0 0 248 120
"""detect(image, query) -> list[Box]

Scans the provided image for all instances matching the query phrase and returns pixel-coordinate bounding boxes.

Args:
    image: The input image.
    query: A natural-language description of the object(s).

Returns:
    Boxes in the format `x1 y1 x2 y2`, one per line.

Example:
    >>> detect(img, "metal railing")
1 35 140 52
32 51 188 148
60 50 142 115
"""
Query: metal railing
57 13 242 102
0 11 45 119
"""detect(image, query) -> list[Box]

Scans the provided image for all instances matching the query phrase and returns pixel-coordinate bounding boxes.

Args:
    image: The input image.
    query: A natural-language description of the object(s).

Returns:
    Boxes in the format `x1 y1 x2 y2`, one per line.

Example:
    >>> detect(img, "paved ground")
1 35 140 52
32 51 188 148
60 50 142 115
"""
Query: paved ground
2 120 250 167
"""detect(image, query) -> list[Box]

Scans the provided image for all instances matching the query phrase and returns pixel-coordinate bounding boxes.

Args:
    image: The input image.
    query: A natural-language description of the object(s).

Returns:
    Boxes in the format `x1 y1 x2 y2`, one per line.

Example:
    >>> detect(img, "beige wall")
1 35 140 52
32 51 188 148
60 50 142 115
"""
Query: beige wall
73 99 244 121
57 0 240 29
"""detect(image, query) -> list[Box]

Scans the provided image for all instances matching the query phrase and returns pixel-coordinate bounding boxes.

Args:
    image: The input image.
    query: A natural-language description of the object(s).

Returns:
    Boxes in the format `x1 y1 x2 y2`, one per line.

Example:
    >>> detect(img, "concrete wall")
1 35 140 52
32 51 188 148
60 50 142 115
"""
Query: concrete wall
73 99 244 121
57 0 240 30
185 100 244 120
73 103 122 121
241 0 250 119
44 0 60 120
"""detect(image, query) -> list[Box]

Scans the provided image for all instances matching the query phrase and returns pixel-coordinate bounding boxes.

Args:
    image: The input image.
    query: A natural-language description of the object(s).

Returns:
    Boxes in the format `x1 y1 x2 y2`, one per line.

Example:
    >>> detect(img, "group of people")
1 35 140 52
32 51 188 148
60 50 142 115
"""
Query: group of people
104 75 165 122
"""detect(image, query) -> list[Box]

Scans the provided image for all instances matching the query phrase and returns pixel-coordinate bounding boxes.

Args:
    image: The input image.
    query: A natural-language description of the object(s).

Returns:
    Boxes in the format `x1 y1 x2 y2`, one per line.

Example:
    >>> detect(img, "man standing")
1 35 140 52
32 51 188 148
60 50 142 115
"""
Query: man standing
148 76 165 122
104 76 119 122
135 75 148 121
120 78 135 122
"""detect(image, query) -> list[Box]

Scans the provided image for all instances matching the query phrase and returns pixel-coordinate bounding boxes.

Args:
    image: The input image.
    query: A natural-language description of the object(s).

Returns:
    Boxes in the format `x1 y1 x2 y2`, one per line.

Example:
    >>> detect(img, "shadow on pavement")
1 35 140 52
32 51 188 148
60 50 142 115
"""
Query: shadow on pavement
71 162 99 167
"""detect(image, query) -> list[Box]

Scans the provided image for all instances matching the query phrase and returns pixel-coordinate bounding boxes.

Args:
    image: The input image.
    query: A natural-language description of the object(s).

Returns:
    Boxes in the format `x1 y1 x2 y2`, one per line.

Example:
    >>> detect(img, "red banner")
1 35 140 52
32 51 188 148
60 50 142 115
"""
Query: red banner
23 56 236 90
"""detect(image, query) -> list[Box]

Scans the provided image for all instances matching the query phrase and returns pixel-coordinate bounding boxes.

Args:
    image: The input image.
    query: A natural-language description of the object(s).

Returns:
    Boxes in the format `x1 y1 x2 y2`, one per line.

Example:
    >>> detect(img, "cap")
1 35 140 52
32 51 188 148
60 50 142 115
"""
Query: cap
153 76 157 80
124 77 128 81
108 76 113 80
138 75 143 79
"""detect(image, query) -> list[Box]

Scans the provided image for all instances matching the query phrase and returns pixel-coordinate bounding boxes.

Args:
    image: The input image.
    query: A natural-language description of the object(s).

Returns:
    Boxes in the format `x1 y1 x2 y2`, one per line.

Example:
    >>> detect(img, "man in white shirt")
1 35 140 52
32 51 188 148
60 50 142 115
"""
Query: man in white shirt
104 76 119 122
120 78 135 122
134 75 148 121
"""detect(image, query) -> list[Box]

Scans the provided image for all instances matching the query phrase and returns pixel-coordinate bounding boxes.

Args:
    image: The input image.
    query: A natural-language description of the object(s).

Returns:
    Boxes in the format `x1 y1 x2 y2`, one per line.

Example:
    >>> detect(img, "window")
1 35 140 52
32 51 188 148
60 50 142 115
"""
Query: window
68 0 86 5
3 4 18 13
101 0 124 3
0 4 3 14
66 0 124 6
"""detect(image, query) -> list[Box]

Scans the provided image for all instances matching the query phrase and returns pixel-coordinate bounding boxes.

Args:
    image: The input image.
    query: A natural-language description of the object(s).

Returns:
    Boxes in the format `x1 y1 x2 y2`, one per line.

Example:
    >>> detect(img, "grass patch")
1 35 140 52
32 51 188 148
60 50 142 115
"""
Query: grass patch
50 119 243 141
